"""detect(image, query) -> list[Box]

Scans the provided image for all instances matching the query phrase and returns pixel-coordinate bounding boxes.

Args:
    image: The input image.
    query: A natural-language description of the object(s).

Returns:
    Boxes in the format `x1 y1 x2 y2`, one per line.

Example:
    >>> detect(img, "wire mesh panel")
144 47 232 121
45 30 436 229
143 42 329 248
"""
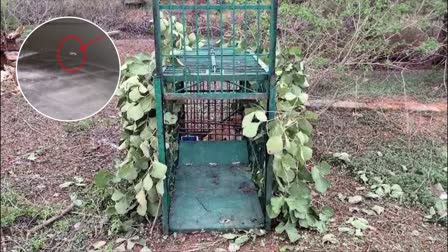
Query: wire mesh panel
153 0 277 96
180 98 242 141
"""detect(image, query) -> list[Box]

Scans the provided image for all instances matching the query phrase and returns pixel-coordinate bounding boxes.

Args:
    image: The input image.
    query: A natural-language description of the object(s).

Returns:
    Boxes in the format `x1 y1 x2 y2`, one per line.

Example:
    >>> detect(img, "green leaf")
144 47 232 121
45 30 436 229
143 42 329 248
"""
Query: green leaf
115 198 130 215
129 135 142 148
151 161 167 179
300 146 313 161
136 190 147 216
285 197 309 213
156 179 164 195
254 110 267 122
175 22 183 32
121 76 140 90
140 126 153 140
311 165 331 194
112 190 125 201
281 153 297 169
338 226 354 234
143 174 153 191
118 163 138 182
297 93 308 103
267 196 284 218
164 112 178 125
140 97 154 112
284 92 297 101
275 222 286 234
347 217 369 230
188 33 196 43
134 180 143 192
222 233 239 240
94 170 113 188
296 131 309 145
268 121 284 137
285 222 300 242
242 112 255 127
129 88 143 102
139 84 148 94
129 63 151 76
127 104 145 121
140 141 151 158
134 53 152 62
317 162 331 176
297 119 313 135
267 136 283 155
319 206 334 221
390 184 403 198
234 235 249 245
242 122 260 138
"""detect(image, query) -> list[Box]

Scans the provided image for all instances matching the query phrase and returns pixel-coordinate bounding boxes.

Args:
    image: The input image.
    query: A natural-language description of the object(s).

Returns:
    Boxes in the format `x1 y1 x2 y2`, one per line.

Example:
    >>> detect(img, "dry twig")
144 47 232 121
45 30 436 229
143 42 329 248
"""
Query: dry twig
28 203 75 234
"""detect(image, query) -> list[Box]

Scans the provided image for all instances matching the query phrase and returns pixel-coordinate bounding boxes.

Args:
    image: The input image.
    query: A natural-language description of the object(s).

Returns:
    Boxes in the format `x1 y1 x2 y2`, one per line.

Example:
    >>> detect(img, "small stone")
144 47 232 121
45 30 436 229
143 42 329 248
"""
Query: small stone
349 207 360 213
73 222 82 230
337 193 346 201
355 187 366 191
411 230 420 236
228 243 240 252
372 205 385 215
348 195 363 204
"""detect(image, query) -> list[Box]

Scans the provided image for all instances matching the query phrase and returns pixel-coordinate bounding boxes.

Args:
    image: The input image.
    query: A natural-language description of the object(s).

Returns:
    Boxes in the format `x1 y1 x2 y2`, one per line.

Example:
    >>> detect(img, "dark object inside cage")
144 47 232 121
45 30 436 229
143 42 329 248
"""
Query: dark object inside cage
179 81 243 141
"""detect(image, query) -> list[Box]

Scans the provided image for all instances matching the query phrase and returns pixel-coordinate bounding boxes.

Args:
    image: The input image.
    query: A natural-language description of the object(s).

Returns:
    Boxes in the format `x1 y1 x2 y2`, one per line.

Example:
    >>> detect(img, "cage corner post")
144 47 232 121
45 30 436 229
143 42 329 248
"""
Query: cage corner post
154 75 169 234
264 0 279 232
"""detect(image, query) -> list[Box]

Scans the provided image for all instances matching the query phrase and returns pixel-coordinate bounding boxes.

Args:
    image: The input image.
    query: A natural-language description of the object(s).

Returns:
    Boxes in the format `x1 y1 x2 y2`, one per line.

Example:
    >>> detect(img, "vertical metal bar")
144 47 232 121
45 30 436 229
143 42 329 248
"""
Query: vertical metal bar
219 1 223 94
195 0 199 87
243 0 248 93
268 0 278 76
256 0 261 91
169 0 176 84
206 0 211 93
154 76 169 234
232 1 236 89
153 1 163 75
264 75 276 231
182 0 186 81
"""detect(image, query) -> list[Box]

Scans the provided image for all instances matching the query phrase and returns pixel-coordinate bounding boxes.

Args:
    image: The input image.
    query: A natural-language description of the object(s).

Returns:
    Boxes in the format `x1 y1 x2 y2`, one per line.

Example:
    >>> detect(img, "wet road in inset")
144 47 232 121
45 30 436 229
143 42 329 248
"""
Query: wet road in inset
18 51 118 120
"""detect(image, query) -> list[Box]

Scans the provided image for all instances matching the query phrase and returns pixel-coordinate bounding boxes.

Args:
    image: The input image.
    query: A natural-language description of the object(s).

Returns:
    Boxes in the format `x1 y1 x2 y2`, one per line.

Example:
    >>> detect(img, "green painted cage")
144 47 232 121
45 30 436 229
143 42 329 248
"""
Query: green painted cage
152 0 278 233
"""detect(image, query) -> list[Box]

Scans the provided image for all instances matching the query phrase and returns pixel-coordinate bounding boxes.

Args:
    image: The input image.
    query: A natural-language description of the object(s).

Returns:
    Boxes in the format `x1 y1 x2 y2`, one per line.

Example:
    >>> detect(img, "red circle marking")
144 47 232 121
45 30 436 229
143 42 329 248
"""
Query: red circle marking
56 35 86 73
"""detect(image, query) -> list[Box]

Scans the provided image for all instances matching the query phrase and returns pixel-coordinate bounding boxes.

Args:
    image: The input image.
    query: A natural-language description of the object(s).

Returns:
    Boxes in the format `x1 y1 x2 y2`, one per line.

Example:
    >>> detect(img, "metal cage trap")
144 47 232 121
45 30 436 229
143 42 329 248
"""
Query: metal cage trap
152 0 278 233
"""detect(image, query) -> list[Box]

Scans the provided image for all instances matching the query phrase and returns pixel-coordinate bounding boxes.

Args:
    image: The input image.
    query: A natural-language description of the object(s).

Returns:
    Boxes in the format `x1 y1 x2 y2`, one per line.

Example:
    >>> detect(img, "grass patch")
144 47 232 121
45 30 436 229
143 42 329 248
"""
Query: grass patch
0 181 60 227
351 138 447 207
316 109 447 221
312 69 446 102
63 118 95 133
0 180 113 251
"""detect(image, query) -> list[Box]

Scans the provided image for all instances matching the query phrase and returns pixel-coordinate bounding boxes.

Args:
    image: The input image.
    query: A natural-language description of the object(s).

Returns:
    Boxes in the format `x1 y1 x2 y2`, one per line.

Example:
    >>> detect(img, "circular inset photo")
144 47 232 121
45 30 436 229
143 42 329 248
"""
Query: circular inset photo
16 17 120 121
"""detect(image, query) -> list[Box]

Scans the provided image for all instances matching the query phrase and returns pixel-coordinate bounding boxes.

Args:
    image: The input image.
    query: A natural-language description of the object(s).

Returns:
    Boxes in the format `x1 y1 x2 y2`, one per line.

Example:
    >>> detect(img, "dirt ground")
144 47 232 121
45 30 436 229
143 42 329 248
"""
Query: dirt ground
1 39 447 251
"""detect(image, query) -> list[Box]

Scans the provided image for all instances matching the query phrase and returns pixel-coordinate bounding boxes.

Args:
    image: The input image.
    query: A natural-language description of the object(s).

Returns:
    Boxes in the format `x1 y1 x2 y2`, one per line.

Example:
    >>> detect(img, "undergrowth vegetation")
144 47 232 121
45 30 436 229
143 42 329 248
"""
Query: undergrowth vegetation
318 110 448 224
350 138 447 223
278 0 447 68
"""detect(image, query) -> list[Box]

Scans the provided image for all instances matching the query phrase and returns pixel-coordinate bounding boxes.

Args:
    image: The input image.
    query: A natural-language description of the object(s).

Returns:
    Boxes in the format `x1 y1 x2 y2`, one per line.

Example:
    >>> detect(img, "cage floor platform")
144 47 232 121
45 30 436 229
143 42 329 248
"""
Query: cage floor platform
169 141 264 231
